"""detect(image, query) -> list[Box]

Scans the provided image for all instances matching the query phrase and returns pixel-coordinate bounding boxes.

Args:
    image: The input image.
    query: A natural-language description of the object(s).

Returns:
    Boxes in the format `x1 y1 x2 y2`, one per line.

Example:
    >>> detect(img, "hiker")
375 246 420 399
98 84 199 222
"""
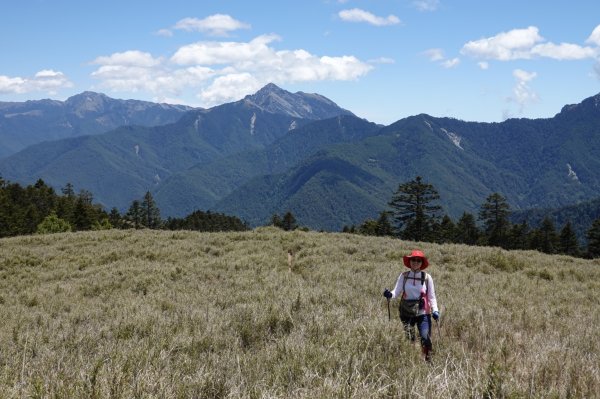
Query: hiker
383 249 439 361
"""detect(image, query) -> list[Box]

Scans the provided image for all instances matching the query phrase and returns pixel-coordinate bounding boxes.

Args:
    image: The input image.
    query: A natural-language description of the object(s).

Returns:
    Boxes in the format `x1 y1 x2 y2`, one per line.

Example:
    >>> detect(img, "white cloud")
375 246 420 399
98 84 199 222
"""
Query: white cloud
171 34 280 65
413 0 440 12
461 26 598 62
338 8 400 26
0 75 27 94
531 42 597 60
90 35 373 107
510 68 538 113
368 57 395 64
198 73 261 105
92 50 162 67
0 70 72 95
173 14 250 37
423 48 445 61
594 61 600 80
461 26 544 61
442 58 460 68
586 24 600 46
478 61 489 70
423 48 459 68
156 29 173 37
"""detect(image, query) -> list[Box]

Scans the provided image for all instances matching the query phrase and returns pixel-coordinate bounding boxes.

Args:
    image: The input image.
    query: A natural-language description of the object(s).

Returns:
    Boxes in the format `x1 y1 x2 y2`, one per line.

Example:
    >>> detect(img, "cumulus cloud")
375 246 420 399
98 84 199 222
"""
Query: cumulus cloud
423 48 445 61
173 14 250 37
461 26 598 61
171 34 279 65
0 70 72 95
413 0 440 12
338 8 400 26
156 29 173 37
531 42 597 60
461 26 544 61
90 35 373 107
92 51 162 67
586 24 600 46
510 68 538 112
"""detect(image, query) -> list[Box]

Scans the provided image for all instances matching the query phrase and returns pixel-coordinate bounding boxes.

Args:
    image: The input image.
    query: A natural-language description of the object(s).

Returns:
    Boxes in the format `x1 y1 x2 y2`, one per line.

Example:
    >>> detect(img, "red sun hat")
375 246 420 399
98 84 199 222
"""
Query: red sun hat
402 249 429 269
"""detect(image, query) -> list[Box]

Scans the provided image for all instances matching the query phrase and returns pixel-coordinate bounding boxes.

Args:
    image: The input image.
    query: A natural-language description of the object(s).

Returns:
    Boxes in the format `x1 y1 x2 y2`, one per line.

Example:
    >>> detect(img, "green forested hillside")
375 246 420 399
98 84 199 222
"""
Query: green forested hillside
0 228 598 397
155 114 381 216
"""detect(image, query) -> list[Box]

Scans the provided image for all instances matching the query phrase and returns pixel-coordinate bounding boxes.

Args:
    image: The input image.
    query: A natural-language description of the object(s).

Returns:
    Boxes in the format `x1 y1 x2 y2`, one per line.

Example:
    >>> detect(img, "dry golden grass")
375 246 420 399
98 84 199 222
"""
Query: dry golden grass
0 228 598 398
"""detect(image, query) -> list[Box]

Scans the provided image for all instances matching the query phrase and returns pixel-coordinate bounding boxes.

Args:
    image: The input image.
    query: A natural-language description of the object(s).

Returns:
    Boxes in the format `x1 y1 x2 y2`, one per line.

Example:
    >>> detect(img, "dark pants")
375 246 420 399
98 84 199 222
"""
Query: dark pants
400 314 432 350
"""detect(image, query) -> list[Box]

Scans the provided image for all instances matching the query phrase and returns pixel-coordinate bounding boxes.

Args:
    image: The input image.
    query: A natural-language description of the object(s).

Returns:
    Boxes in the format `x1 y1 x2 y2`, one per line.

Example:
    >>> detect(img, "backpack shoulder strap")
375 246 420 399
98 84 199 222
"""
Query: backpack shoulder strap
401 271 410 295
421 272 428 293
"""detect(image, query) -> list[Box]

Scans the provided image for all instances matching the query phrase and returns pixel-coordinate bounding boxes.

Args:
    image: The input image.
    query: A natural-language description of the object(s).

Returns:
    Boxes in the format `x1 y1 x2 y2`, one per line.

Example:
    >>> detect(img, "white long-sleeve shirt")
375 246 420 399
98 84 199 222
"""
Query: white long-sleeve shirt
390 270 438 315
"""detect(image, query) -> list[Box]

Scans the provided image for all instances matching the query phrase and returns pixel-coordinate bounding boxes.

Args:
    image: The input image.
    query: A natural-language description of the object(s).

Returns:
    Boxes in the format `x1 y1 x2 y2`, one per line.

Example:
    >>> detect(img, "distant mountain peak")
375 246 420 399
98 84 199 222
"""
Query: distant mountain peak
243 83 354 120
559 92 600 116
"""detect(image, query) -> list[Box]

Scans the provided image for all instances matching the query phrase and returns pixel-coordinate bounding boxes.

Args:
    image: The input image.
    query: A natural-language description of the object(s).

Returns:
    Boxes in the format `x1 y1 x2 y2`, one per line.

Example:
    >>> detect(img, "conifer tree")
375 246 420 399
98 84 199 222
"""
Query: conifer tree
358 219 379 236
537 216 559 254
388 176 442 242
559 221 580 257
108 207 122 229
270 213 283 229
479 193 511 248
455 212 480 245
586 219 600 258
508 221 529 250
141 191 162 229
375 211 394 237
282 211 297 231
125 200 143 229
436 214 457 243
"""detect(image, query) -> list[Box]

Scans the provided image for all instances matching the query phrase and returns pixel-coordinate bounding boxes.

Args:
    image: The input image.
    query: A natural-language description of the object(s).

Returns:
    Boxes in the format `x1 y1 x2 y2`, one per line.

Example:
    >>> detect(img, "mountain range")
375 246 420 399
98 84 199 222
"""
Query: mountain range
1 84 600 231
0 92 194 158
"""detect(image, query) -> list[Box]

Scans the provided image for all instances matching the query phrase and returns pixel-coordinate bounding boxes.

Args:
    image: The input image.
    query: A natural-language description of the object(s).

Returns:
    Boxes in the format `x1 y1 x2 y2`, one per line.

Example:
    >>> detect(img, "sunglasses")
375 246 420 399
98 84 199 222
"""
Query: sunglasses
409 258 423 263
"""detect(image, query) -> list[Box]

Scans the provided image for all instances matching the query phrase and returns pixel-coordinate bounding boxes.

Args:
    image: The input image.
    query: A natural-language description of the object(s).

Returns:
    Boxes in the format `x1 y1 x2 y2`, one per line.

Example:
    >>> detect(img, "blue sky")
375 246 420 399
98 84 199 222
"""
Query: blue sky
1 0 600 125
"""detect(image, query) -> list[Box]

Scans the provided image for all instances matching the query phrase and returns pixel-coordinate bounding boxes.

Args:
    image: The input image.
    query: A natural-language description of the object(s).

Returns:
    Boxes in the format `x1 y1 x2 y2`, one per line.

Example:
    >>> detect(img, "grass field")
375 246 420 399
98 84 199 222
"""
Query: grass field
0 228 599 398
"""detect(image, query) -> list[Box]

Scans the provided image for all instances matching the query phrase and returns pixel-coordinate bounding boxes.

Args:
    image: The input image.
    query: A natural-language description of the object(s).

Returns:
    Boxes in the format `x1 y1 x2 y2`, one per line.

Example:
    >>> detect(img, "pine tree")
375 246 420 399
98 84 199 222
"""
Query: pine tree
375 211 394 237
586 219 600 258
125 200 143 229
436 215 456 243
559 221 580 257
479 193 511 248
508 221 530 250
358 219 379 236
455 212 480 245
282 211 297 231
388 176 442 242
270 213 284 229
140 191 162 229
538 216 559 254
61 183 75 197
108 207 122 229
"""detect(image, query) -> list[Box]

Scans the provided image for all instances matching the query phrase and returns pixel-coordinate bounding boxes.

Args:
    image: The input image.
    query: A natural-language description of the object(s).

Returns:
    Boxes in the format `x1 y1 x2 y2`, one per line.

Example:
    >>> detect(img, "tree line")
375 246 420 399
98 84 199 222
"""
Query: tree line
343 176 600 259
0 177 248 237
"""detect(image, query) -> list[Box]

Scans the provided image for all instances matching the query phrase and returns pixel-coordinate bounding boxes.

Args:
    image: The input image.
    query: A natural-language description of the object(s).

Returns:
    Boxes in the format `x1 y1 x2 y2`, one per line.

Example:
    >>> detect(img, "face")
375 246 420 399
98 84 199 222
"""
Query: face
409 257 423 271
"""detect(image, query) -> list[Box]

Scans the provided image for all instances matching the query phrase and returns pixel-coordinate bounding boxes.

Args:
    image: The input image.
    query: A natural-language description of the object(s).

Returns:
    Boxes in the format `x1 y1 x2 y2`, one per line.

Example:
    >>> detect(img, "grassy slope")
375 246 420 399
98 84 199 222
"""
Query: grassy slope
0 229 598 398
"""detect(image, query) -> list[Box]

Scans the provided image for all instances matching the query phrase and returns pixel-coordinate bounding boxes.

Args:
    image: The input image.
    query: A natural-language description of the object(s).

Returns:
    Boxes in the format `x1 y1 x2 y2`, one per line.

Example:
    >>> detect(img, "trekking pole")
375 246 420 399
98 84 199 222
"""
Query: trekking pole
387 298 391 321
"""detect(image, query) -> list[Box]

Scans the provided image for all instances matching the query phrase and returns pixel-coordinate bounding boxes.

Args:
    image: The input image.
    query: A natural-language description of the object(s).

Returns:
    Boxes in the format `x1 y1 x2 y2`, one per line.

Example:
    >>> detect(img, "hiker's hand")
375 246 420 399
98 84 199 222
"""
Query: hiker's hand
383 289 392 299
432 311 440 321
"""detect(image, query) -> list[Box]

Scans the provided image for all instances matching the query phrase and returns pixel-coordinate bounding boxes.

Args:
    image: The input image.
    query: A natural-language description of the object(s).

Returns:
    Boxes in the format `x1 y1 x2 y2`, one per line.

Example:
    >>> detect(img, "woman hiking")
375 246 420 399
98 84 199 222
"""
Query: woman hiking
384 249 439 362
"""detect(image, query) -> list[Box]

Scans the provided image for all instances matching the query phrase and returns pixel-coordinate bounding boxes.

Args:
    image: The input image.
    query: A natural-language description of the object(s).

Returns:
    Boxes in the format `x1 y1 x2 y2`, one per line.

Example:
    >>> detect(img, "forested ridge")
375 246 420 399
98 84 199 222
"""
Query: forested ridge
2 175 600 259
